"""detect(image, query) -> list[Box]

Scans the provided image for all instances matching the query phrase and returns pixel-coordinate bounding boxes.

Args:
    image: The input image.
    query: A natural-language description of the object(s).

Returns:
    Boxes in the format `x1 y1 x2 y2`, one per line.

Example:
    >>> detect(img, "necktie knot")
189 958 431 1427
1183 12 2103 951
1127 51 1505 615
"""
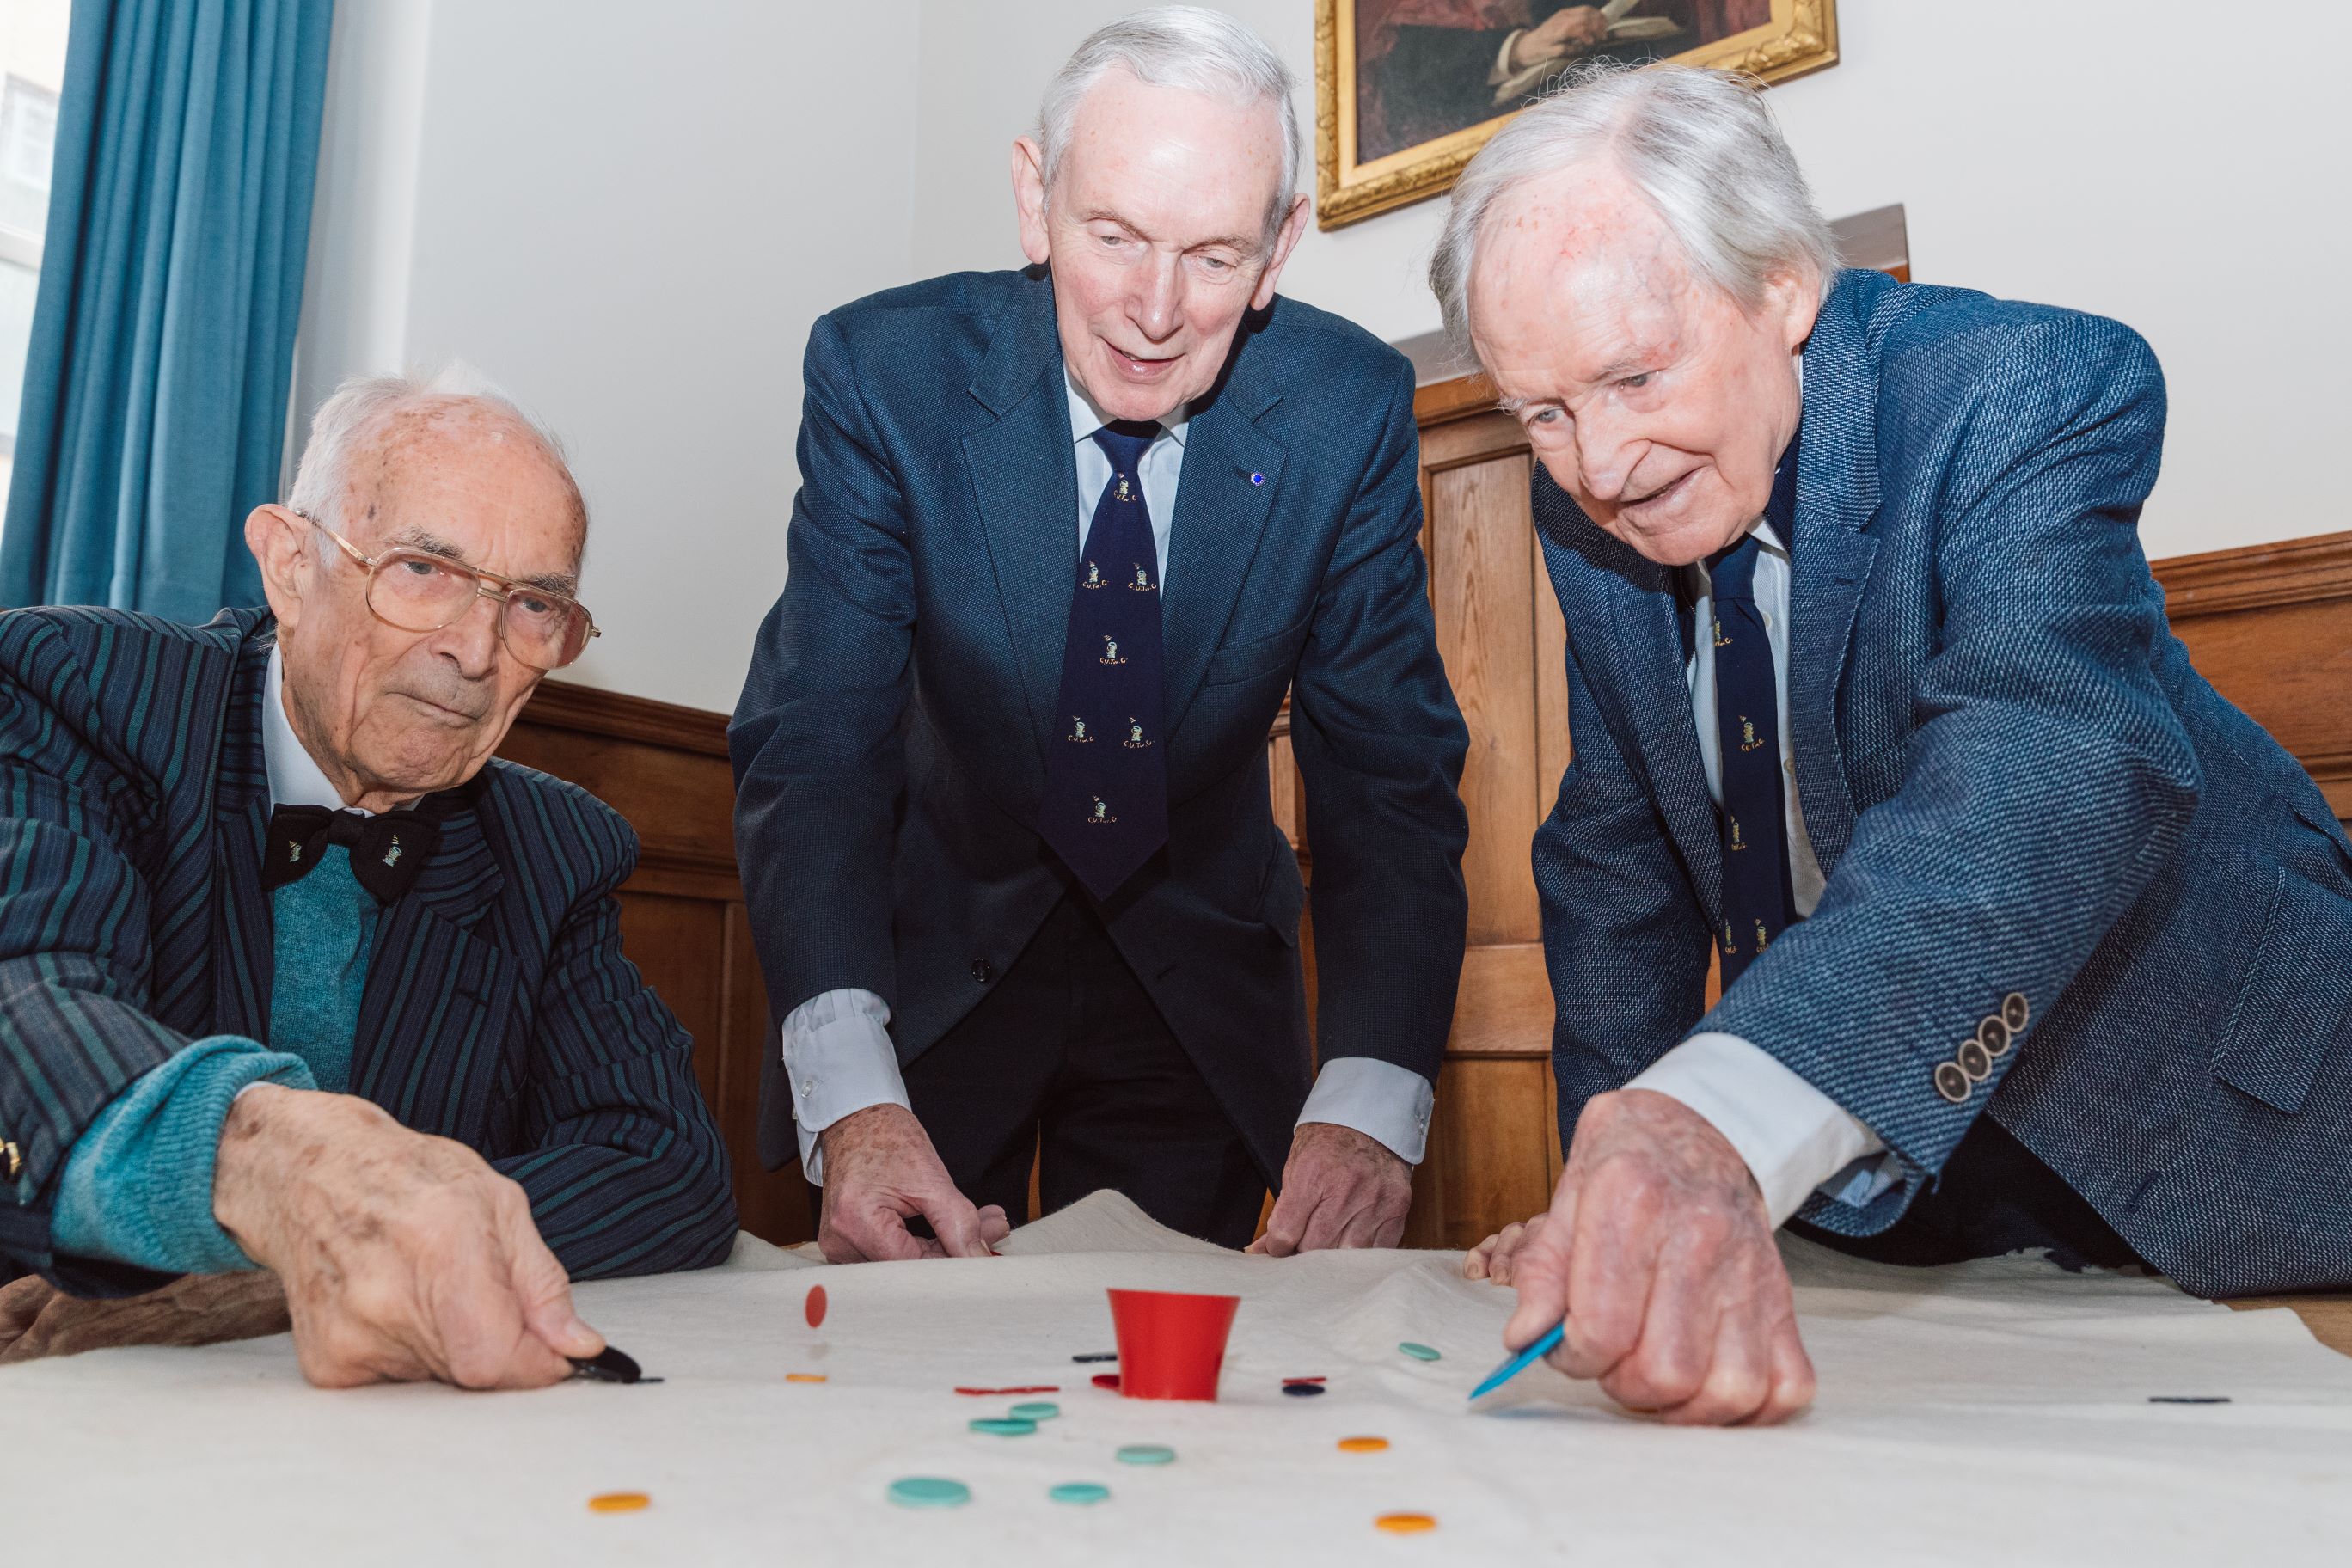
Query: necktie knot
264 805 439 903
1090 421 1158 479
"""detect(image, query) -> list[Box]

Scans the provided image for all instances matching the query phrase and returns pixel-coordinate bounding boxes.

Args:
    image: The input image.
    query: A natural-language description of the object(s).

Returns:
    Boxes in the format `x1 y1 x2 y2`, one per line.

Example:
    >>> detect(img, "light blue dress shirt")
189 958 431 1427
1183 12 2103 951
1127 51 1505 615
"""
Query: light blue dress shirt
781 370 1436 1183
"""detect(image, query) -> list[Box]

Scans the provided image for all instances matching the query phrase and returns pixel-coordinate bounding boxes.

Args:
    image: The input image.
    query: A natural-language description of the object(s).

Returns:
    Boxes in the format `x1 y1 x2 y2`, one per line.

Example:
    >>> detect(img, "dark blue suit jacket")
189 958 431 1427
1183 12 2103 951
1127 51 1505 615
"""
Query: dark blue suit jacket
731 267 1470 1178
1532 269 2352 1296
0 607 738 1294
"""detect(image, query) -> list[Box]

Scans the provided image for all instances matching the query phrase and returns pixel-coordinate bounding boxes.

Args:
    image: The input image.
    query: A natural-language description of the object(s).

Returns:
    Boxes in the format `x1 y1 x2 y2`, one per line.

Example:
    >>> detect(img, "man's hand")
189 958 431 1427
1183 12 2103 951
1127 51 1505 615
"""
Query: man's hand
0 1271 291 1363
1499 1088 1815 1425
212 1083 603 1390
1462 1210 1548 1285
1246 1122 1412 1256
815 1104 1011 1263
1509 6 1608 70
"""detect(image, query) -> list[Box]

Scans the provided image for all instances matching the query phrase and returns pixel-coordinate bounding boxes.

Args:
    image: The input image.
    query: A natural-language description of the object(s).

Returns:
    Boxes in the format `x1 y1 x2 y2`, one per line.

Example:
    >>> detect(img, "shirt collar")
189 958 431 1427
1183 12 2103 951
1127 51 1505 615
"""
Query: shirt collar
264 644 372 816
1064 366 1191 451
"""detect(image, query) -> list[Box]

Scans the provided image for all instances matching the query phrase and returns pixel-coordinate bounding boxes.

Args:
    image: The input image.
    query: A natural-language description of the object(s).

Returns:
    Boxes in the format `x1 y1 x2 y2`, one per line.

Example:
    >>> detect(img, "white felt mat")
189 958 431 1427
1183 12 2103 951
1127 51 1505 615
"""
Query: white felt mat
6 1191 2349 1565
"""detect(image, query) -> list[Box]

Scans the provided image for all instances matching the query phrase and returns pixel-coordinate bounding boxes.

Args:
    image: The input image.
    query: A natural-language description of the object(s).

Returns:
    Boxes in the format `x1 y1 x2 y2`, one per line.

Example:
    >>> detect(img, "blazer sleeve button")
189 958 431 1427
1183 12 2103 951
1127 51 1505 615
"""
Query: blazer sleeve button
1978 1015 2011 1057
1932 1062 1972 1104
2 1139 19 1182
1957 1038 1993 1082
971 959 994 985
2003 992 2030 1032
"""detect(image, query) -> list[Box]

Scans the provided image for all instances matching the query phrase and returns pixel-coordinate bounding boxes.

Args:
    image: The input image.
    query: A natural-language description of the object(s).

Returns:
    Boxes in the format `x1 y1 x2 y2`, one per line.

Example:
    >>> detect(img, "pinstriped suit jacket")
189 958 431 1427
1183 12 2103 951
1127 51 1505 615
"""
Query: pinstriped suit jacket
1532 269 2352 1297
0 606 737 1295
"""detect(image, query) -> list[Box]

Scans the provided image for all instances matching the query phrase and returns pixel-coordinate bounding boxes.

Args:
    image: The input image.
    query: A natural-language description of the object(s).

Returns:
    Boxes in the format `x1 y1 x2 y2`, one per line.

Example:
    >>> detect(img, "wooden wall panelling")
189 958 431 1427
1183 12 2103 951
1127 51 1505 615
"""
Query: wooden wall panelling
497 684 813 1247
2152 531 2352 824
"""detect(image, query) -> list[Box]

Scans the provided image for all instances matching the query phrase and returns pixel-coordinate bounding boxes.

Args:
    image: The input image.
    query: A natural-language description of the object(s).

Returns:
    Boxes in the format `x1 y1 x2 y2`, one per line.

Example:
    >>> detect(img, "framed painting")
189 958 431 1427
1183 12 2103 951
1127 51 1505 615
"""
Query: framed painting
1314 0 1838 230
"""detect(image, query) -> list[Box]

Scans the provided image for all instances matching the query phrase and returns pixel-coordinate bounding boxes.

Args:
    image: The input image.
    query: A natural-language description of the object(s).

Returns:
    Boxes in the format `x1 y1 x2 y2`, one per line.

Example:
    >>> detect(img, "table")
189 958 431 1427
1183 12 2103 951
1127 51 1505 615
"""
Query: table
7 1192 2349 1565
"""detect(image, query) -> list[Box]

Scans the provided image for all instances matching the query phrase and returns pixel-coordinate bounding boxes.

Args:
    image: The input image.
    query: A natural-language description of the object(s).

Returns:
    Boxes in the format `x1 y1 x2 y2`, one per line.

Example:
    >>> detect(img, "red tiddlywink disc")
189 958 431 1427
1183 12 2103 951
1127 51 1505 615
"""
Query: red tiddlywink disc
805 1284 827 1329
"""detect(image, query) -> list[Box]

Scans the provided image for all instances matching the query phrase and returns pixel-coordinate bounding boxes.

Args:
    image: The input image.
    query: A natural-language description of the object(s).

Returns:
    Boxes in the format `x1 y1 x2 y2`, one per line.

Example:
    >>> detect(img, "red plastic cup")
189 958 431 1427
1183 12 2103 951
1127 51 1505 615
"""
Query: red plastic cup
1106 1288 1240 1401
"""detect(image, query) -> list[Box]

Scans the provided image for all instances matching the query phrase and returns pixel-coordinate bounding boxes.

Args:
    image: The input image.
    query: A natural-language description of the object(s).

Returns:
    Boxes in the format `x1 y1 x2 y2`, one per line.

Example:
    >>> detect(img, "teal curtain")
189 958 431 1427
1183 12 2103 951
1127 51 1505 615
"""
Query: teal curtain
1 0 334 621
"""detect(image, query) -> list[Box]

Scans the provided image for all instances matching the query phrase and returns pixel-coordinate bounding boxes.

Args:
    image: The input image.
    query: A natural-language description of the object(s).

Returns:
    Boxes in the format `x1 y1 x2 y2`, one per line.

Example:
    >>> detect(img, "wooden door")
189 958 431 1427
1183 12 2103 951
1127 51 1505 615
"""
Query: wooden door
1396 379 1568 1247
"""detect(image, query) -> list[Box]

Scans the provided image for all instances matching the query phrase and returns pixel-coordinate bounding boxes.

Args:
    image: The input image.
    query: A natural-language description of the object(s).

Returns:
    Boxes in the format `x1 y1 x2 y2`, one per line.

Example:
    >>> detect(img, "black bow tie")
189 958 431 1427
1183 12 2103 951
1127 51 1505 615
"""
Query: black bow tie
263 805 442 903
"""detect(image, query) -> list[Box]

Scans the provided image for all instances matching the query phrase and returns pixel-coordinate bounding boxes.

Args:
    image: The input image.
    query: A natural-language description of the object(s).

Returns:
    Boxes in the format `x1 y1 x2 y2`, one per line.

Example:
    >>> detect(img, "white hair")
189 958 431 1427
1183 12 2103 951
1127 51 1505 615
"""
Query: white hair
285 363 585 543
1430 62 1840 358
1036 5 1302 248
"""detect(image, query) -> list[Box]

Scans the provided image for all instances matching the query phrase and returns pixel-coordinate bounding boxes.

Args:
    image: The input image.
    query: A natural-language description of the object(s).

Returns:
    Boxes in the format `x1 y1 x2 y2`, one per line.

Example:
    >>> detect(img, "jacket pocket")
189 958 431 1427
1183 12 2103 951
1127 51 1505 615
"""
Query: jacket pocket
1200 609 1312 689
2213 861 2352 1115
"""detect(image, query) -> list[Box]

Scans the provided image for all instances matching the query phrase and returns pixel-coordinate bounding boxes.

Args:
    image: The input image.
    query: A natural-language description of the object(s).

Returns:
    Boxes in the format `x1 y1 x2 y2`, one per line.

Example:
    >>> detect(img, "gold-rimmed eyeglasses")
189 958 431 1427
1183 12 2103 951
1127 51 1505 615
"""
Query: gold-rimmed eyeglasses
301 514 601 671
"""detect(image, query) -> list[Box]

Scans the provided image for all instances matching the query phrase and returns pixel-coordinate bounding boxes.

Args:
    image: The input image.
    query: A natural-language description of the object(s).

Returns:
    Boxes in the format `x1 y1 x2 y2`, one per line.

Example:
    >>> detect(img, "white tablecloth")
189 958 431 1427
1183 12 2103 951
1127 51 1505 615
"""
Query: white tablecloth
8 1191 2349 1564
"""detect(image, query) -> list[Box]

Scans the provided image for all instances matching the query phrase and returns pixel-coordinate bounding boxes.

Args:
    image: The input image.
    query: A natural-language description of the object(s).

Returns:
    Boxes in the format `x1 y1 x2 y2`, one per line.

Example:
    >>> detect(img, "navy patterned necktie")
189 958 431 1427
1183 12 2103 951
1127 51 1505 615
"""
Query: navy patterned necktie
1038 421 1169 899
1712 449 1800 986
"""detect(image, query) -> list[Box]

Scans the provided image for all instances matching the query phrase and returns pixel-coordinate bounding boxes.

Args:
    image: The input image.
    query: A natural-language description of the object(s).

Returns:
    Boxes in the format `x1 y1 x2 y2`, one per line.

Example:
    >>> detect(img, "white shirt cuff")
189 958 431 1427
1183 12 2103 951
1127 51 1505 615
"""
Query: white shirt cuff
781 989 909 1185
1297 1057 1435 1166
1626 1032 1886 1228
1488 29 1525 84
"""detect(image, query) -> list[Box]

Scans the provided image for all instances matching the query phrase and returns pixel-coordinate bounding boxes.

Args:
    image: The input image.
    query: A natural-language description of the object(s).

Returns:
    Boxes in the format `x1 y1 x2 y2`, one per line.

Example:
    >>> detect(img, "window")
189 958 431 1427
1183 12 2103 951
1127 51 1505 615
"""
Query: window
0 1 71 516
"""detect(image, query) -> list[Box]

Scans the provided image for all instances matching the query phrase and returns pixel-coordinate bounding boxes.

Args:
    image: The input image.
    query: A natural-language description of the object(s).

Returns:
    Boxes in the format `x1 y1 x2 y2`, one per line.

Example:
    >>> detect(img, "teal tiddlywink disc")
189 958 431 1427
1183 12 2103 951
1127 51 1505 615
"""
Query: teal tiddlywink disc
887 1477 971 1509
1009 1401 1061 1420
1114 1444 1176 1466
1049 1482 1112 1505
1399 1342 1442 1362
970 1417 1038 1436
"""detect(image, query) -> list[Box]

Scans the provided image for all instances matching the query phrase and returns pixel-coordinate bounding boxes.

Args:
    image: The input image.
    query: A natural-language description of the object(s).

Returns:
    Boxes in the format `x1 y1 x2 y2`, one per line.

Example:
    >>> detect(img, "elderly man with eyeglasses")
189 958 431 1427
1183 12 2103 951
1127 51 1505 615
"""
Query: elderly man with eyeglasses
0 371 737 1385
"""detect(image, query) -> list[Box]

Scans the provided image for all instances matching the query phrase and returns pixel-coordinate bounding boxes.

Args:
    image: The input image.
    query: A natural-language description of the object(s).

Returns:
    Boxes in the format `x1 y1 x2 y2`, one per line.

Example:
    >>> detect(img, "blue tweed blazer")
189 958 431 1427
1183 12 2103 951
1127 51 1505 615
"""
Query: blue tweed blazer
731 267 1470 1179
1532 268 2352 1297
0 606 737 1295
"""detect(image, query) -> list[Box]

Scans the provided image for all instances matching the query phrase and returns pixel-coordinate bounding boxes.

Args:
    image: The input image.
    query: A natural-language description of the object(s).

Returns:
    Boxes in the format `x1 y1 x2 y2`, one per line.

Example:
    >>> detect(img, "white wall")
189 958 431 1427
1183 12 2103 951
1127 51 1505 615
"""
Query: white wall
298 0 921 712
300 2 2352 709
912 1 2352 563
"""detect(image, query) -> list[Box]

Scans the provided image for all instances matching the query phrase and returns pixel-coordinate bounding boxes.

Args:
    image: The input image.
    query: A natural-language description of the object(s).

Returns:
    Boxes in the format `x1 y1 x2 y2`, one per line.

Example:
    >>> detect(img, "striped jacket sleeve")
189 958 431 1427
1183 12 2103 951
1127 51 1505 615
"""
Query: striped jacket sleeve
0 616 199 1294
496 830 738 1279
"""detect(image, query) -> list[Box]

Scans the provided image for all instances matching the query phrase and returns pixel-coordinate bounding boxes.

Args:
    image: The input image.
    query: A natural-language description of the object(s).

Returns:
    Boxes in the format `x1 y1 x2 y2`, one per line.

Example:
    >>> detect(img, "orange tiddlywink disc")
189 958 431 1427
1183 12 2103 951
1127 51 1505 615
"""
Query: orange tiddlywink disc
588 1492 650 1514
1376 1512 1436 1534
786 1373 827 1383
1338 1436 1390 1453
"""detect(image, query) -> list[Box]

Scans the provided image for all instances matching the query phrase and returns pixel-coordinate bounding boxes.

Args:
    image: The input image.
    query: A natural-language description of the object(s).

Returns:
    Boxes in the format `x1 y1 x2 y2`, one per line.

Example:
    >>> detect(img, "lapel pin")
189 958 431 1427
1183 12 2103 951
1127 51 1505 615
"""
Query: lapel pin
1249 472 1265 487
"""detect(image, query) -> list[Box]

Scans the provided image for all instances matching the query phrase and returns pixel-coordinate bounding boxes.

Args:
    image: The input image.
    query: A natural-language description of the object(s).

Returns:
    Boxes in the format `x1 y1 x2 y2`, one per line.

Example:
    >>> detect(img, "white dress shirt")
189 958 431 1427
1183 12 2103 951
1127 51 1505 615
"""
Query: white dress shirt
264 646 362 814
780 371 1435 1182
1620 518 1898 1226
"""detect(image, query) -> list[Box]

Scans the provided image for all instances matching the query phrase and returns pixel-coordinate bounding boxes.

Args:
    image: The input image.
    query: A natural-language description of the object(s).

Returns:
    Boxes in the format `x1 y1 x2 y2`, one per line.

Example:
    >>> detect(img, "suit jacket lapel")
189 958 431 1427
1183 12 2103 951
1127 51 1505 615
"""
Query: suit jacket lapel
1786 273 1886 872
209 629 276 1041
351 781 505 1099
963 275 1081 777
1607 563 1724 922
1162 340 1285 738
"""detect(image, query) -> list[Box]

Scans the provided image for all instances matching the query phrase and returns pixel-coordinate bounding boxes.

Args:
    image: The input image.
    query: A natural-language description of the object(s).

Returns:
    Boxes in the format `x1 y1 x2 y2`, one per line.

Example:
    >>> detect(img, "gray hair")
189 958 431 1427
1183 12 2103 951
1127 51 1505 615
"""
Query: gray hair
1430 62 1840 357
286 364 586 547
1036 5 1302 249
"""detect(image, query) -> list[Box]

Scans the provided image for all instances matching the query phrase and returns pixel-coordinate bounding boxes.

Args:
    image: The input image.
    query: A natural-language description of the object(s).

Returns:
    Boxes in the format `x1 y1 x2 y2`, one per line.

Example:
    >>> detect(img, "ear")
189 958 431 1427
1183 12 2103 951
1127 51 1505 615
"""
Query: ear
1765 266 1822 352
1012 136 1051 267
245 505 314 631
1249 193 1313 313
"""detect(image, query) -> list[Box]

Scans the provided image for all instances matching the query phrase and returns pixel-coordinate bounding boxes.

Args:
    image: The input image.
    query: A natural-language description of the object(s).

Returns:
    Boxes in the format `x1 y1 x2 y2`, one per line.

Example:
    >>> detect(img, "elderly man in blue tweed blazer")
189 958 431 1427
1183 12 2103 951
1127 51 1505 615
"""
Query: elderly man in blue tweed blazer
0 373 736 1385
1436 64 2352 1425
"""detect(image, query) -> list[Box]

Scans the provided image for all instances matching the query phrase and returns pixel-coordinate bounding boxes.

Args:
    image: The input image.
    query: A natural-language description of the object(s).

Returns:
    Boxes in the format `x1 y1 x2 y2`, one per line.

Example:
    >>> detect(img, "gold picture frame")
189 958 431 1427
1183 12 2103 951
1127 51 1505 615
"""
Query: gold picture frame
1314 1 1839 231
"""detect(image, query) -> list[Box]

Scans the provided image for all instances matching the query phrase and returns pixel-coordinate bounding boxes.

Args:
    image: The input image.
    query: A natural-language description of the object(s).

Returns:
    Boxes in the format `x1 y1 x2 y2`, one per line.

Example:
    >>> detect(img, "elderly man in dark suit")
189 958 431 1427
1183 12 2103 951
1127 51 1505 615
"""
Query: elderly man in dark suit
732 7 1470 1262
0 372 736 1383
1434 64 2352 1424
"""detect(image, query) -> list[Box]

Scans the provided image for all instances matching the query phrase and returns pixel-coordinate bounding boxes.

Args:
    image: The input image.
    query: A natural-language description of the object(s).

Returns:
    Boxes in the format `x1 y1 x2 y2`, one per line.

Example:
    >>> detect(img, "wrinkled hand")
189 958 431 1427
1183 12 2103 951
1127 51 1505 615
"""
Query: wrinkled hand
0 1270 291 1364
1462 1210 1549 1286
1510 5 1608 70
1246 1122 1412 1256
213 1083 603 1390
1500 1089 1815 1425
816 1104 1011 1264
